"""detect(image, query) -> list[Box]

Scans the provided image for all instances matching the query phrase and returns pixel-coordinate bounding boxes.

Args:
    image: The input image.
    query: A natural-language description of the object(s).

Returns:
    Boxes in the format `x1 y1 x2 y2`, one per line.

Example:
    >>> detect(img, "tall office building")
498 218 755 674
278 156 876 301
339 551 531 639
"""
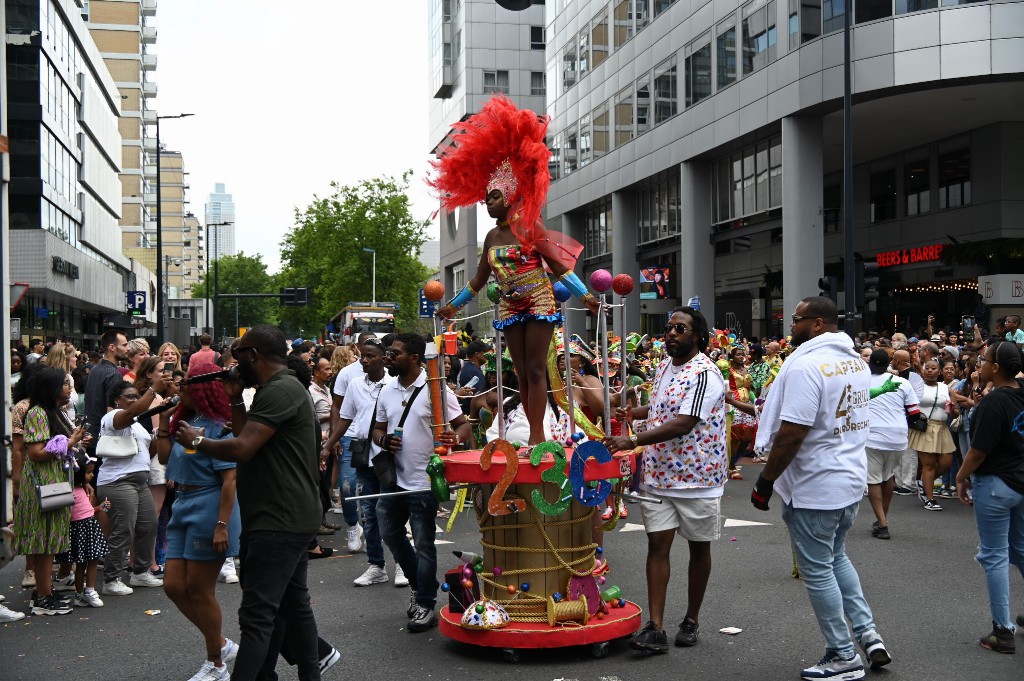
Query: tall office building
205 182 235 259
544 0 1024 338
429 0 548 326
5 0 155 345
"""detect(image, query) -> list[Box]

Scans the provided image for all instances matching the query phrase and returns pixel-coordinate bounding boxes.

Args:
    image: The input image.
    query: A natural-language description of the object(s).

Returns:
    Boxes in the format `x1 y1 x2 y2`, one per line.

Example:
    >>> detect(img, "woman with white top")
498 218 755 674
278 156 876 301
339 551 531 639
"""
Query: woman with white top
907 358 959 511
96 379 166 595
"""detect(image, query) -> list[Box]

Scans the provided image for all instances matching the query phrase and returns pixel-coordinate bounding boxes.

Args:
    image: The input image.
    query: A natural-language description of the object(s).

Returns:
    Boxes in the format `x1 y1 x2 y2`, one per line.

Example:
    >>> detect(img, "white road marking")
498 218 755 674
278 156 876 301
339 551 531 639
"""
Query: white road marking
618 523 646 532
724 518 772 527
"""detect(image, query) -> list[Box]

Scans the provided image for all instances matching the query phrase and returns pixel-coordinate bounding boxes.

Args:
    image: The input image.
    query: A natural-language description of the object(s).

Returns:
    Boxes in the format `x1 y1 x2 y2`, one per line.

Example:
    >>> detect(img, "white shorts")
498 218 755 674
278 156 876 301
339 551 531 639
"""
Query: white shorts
639 492 722 542
866 447 899 485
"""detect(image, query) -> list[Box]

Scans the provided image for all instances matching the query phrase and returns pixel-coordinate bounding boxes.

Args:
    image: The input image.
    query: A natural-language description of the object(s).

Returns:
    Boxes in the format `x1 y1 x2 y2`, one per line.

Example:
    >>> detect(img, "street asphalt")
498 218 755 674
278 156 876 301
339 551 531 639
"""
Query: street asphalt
2 462 1022 680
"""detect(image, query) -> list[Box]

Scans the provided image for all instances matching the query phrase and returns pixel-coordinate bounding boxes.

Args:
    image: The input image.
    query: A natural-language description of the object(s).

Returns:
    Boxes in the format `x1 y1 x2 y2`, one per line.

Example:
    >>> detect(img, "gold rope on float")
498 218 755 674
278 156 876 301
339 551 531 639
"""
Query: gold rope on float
474 506 599 622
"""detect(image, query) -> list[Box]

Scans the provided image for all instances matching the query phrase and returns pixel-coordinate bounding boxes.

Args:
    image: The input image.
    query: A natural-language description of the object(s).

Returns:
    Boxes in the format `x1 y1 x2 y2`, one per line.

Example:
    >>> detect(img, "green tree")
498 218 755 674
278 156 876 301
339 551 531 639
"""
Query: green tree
191 252 279 338
278 172 433 335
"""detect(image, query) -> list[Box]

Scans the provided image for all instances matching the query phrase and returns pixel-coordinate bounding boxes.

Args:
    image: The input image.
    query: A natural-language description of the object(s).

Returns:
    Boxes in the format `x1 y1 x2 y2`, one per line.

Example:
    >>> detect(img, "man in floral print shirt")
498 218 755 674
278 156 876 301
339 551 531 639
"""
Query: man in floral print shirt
606 306 726 654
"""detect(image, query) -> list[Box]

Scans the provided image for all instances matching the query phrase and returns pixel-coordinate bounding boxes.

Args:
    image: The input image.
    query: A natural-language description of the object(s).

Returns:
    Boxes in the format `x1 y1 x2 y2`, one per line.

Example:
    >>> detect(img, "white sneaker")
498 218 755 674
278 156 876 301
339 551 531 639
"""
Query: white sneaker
801 651 865 680
0 602 26 622
129 571 164 588
353 564 389 587
393 564 409 587
346 524 364 553
220 637 238 664
21 569 35 588
75 588 104 608
319 646 341 675
102 578 134 596
188 660 230 681
218 558 239 584
53 574 76 592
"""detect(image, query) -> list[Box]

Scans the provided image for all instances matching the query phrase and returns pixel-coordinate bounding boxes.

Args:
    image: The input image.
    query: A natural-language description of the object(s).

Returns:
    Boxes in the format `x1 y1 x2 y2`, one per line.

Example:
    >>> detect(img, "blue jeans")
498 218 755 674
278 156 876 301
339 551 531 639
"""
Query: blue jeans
337 436 359 527
232 531 319 681
377 490 439 608
356 467 385 568
971 474 1024 630
782 501 877 657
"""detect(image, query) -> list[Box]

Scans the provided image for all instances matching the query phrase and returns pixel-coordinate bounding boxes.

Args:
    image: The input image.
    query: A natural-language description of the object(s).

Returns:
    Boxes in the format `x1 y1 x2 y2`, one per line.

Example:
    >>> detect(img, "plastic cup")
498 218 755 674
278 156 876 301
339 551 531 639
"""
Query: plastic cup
184 427 205 455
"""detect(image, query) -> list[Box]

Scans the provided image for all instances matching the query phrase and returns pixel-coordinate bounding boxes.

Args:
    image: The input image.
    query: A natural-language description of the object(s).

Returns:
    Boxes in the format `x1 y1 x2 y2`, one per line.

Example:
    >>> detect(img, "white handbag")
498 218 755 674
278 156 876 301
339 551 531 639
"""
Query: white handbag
96 432 138 459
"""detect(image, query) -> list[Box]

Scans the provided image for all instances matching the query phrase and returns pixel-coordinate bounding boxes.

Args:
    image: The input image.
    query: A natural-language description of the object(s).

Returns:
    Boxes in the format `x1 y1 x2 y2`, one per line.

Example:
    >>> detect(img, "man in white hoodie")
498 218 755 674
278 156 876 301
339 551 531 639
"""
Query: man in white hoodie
749 296 891 681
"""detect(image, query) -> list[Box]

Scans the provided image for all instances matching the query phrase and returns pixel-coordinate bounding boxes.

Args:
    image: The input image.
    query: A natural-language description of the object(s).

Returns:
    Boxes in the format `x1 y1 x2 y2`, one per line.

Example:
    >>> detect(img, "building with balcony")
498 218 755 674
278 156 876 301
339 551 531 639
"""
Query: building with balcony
542 0 1023 339
5 0 156 346
430 0 550 328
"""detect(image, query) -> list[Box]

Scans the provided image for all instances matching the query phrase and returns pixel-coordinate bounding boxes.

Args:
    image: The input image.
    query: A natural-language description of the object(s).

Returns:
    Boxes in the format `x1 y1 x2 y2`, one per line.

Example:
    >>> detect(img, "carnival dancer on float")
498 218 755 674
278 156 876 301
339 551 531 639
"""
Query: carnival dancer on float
431 96 601 447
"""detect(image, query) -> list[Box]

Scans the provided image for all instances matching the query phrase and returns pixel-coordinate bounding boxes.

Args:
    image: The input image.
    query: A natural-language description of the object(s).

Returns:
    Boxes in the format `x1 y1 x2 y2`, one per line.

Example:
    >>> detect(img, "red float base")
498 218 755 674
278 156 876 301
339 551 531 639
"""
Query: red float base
438 601 642 650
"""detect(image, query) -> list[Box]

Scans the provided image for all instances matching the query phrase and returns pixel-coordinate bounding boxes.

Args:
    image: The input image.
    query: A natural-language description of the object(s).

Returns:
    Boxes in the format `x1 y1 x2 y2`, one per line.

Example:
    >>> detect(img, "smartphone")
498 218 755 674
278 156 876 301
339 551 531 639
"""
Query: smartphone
961 316 974 336
163 362 174 372
74 415 89 430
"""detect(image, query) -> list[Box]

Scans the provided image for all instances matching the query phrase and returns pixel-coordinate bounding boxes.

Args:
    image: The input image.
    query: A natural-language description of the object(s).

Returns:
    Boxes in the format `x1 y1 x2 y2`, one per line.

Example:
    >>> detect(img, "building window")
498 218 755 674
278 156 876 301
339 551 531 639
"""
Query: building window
483 70 509 94
796 0 822 43
637 168 681 244
742 0 777 76
636 0 651 32
823 0 846 34
443 42 452 66
653 56 677 125
549 133 561 181
769 135 782 207
592 10 609 69
593 102 611 159
578 30 590 79
531 72 546 96
635 74 651 135
563 122 578 176
896 0 938 14
615 85 634 147
903 150 930 217
938 147 970 210
654 0 676 17
823 176 842 233
711 135 782 225
717 24 737 89
442 0 453 21
583 198 613 256
613 0 633 48
869 163 897 223
453 266 465 292
530 25 545 50
857 0 892 22
684 38 712 107
562 40 577 88
579 114 593 168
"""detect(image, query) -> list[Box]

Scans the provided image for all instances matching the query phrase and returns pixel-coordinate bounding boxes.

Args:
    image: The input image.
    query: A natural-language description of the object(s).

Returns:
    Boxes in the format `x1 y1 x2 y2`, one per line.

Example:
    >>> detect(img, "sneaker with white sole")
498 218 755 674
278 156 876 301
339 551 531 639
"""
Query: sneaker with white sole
0 602 26 622
53 575 76 592
102 578 134 596
394 564 409 587
354 564 389 587
407 604 438 632
187 660 229 681
800 651 866 680
857 630 891 669
319 647 341 675
220 638 238 664
346 524 364 553
31 593 73 616
218 558 239 584
129 571 164 588
923 499 943 511
75 588 104 608
21 569 35 588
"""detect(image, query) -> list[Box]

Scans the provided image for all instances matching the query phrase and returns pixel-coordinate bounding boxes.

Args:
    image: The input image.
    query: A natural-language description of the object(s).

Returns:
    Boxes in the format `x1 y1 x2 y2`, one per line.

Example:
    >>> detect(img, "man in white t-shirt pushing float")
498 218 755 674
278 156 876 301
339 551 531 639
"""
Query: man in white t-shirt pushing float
750 296 892 681
606 306 727 655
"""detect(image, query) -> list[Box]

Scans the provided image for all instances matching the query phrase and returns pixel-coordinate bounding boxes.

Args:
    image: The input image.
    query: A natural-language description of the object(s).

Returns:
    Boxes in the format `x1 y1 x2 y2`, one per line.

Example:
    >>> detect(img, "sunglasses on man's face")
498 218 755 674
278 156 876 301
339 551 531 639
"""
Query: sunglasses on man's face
664 323 690 334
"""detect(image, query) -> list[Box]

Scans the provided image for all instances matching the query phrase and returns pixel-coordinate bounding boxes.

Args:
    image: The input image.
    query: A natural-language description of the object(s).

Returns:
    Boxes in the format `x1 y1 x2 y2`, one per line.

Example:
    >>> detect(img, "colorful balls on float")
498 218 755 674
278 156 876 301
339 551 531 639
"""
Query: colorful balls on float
520 582 531 592
589 269 613 293
441 582 451 592
507 584 517 594
552 281 572 303
612 273 635 296
492 566 503 576
423 280 446 302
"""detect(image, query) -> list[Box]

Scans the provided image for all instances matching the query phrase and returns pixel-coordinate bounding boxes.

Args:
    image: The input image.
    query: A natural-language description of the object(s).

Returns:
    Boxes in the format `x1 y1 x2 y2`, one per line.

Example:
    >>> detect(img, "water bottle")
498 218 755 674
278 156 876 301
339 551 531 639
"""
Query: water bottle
393 426 403 451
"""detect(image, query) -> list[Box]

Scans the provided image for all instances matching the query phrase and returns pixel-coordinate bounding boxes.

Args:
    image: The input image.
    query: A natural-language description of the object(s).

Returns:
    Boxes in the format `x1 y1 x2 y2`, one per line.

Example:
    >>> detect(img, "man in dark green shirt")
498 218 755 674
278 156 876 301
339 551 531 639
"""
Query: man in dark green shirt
176 325 324 680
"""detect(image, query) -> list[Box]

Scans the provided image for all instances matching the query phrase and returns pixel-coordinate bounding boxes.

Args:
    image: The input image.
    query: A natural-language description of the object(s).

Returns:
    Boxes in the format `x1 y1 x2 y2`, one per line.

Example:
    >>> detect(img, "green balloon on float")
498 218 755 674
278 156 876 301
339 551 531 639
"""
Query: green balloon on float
475 603 485 614
486 282 501 303
473 563 483 573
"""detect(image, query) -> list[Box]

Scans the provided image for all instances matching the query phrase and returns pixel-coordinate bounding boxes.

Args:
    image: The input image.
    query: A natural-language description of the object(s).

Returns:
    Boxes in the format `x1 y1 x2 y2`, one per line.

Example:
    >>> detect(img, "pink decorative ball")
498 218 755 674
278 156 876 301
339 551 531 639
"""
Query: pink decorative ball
590 269 613 293
492 567 503 576
598 576 607 585
612 274 635 296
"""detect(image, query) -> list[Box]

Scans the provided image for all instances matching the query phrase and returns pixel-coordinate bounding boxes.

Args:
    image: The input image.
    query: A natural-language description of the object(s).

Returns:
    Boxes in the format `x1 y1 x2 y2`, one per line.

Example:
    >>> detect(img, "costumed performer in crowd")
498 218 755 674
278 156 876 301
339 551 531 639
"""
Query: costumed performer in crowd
431 96 600 447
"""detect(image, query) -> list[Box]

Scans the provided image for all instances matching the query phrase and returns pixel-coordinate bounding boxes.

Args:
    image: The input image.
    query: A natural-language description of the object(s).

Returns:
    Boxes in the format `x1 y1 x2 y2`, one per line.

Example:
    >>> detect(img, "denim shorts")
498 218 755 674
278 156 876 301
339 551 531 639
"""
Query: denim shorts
166 486 240 561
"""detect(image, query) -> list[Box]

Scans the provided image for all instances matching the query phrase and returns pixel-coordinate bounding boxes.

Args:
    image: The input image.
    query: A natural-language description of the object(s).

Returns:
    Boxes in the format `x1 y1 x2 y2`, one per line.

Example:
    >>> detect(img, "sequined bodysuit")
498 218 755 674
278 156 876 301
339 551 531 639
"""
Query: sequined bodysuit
487 244 563 330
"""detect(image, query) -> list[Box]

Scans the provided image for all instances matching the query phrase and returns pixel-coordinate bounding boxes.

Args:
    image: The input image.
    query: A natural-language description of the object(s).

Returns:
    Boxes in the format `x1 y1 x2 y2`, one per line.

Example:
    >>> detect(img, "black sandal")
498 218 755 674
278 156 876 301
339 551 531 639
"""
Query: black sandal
308 546 334 559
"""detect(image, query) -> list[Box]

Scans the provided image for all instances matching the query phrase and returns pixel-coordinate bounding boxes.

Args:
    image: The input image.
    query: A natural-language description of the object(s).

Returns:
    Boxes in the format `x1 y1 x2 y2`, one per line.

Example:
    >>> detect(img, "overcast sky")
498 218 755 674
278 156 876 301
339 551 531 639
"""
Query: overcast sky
157 1 437 274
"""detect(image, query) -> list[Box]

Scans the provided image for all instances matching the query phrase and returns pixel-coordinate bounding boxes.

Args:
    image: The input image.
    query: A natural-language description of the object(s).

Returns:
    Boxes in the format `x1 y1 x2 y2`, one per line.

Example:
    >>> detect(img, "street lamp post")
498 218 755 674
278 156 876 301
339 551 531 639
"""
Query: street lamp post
204 221 231 337
162 255 181 345
363 247 376 307
155 113 194 343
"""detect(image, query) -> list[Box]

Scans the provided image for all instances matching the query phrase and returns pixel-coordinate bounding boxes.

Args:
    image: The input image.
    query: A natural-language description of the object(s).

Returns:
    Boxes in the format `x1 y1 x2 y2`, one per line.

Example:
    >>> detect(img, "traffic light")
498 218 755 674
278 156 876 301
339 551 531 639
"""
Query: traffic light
280 287 311 306
818 276 838 304
854 261 880 309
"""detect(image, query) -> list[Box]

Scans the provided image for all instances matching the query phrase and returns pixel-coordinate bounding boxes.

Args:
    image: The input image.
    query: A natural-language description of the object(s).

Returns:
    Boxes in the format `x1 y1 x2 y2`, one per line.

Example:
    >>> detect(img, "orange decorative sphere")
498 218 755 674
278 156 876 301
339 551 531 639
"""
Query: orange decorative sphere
506 584 517 594
423 280 446 302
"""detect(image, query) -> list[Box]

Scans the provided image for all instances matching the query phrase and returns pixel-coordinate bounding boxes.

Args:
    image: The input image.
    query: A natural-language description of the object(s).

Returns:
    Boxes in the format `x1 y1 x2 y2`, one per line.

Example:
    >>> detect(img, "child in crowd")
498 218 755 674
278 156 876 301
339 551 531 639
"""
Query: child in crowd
61 452 111 607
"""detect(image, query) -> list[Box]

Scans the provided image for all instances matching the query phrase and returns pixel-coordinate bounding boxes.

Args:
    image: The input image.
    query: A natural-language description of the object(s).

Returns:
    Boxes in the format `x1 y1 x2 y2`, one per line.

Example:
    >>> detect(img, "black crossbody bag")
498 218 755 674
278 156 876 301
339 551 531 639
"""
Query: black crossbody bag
372 385 424 493
350 391 381 470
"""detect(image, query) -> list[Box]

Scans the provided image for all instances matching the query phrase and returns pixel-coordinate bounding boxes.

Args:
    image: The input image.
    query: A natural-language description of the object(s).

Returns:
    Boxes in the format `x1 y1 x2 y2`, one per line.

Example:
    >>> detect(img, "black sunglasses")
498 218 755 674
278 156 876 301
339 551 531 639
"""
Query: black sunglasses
664 323 690 334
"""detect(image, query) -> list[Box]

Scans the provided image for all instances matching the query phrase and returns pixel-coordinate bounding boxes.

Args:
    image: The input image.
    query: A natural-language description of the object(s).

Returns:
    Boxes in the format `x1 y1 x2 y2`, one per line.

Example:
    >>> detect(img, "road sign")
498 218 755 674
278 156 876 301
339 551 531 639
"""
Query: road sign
238 326 249 337
418 288 436 318
126 291 147 315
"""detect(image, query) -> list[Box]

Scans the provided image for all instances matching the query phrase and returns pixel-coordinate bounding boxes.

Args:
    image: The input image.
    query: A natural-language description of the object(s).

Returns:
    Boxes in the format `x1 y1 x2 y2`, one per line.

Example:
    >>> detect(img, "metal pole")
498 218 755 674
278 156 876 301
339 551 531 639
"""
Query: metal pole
493 301 505 441
619 294 629 410
561 300 576 437
204 223 210 334
155 119 163 344
235 298 239 336
372 250 376 308
599 294 612 438
349 484 473 503
842 2 855 336
213 258 219 344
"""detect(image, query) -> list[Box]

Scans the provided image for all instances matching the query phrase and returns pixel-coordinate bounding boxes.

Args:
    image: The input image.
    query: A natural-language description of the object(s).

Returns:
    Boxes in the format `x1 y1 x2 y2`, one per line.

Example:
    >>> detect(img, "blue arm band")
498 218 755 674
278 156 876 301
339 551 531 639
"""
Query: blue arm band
447 284 477 310
559 271 589 299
